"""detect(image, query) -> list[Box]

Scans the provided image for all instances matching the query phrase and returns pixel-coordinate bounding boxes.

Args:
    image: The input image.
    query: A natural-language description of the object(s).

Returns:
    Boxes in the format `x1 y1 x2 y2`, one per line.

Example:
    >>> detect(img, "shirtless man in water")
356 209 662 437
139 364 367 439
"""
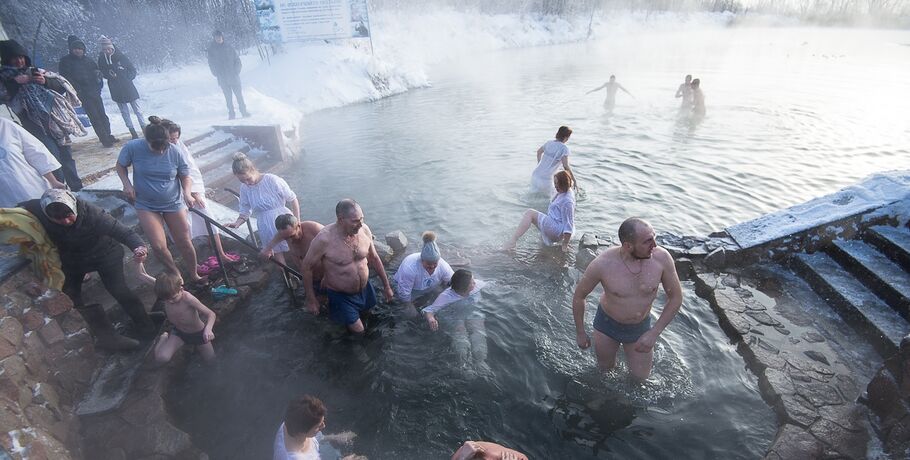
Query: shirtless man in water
587 75 632 111
572 217 683 380
302 199 394 333
260 214 324 275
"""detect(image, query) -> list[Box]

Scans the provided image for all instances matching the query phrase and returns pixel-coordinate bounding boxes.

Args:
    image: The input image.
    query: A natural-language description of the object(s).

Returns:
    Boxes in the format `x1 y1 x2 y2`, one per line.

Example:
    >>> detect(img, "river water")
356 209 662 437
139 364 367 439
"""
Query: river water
169 26 910 459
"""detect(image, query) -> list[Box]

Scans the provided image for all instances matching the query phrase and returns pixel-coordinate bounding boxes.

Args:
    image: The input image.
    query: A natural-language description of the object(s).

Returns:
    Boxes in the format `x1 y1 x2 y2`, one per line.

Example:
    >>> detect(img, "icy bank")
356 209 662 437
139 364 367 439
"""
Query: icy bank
97 10 735 139
727 170 910 248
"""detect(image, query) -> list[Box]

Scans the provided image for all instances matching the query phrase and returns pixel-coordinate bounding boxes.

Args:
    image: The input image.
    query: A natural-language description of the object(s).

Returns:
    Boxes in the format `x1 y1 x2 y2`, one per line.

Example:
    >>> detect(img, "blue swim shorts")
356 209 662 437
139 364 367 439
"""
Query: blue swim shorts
327 283 377 326
593 306 651 344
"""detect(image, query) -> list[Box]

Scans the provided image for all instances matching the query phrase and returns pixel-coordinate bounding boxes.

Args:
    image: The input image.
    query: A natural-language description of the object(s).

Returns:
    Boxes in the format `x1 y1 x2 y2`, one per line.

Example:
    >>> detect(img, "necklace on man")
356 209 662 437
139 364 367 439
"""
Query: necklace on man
622 254 643 276
343 234 358 257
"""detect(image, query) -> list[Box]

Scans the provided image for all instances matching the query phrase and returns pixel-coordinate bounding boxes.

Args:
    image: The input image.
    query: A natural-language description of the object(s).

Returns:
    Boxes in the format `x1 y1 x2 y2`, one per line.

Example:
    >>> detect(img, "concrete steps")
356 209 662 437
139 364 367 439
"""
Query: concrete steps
827 240 910 318
789 224 910 359
865 225 910 272
790 252 908 357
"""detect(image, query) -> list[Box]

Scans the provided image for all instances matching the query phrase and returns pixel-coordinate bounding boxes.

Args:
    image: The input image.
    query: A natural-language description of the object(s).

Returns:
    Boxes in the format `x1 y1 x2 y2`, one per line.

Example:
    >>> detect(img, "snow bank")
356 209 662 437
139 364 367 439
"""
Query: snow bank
95 9 735 140
727 170 910 248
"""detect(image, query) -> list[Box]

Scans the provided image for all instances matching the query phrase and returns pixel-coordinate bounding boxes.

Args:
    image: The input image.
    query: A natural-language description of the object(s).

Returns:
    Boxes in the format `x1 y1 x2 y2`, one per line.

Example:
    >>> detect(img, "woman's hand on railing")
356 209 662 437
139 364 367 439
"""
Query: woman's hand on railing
191 192 207 208
225 217 244 229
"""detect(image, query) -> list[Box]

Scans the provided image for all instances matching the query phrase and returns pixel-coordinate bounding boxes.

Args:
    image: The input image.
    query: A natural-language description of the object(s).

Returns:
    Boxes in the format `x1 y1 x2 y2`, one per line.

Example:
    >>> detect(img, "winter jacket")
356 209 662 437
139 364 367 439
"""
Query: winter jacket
206 41 241 79
0 40 86 144
97 48 140 103
20 198 144 269
58 52 102 94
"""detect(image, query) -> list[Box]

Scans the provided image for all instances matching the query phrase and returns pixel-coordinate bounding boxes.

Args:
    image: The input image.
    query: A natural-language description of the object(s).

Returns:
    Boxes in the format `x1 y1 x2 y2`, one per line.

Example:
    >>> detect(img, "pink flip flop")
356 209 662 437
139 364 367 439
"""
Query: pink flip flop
197 264 215 276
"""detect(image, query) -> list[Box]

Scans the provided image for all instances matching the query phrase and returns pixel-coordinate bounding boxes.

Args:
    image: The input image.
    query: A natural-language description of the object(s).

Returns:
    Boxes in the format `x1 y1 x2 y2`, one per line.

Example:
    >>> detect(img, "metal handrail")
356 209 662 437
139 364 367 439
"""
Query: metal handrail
186 206 303 285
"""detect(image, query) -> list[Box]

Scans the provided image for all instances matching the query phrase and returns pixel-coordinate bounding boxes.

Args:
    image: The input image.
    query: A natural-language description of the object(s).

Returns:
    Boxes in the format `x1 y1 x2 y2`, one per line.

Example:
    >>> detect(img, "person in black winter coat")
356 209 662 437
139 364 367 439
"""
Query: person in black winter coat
21 189 155 351
59 35 117 147
206 30 249 119
97 35 145 139
0 39 84 191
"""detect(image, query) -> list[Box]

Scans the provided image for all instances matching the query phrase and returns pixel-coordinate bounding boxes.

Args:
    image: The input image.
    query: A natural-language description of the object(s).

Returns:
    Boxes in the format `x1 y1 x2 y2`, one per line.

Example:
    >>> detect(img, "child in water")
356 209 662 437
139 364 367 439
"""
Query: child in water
423 269 488 369
135 262 217 362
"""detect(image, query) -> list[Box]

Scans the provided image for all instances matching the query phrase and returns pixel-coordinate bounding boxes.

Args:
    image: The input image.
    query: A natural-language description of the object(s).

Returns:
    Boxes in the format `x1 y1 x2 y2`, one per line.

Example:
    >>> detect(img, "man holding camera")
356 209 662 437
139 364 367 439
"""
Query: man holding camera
0 39 85 191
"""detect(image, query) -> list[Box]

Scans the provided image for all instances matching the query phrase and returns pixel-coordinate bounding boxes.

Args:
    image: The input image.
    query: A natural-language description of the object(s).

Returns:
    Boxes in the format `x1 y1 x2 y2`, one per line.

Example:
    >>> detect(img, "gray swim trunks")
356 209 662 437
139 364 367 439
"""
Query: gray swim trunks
593 307 651 343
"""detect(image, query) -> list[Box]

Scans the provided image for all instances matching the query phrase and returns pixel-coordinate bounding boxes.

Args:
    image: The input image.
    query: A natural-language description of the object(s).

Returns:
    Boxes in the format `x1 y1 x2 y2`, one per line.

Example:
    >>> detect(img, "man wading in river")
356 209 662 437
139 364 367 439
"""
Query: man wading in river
301 199 394 334
572 217 683 381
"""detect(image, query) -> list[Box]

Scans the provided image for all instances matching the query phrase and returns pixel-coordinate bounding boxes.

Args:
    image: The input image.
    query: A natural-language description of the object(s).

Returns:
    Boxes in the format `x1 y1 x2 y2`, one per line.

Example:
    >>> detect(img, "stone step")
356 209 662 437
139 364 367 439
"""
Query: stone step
826 240 910 318
184 130 234 157
865 225 910 272
790 252 909 357
196 141 251 176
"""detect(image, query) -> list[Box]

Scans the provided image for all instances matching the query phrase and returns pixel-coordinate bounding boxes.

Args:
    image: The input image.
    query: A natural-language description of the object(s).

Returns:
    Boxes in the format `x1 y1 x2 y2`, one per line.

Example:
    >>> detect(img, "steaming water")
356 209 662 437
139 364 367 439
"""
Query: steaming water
169 27 909 459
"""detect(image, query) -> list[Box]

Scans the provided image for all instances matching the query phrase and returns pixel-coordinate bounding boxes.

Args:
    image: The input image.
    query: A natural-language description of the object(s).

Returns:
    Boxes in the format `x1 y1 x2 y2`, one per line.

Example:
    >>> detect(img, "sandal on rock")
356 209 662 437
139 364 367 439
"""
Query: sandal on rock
197 264 215 277
223 252 242 264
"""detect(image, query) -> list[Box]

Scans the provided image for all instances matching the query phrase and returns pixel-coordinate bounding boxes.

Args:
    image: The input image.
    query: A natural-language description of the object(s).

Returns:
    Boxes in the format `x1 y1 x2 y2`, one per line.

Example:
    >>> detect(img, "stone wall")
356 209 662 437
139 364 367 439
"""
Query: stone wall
866 335 910 456
0 266 95 459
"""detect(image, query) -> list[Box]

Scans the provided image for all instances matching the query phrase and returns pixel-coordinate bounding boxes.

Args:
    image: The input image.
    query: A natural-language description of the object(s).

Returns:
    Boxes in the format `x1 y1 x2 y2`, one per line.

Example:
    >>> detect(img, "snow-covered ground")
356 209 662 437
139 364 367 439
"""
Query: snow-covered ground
92 9 736 140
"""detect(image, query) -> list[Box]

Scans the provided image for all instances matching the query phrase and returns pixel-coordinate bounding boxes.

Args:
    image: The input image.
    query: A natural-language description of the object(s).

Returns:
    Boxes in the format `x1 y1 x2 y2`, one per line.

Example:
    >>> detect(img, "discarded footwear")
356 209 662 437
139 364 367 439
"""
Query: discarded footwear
223 252 241 263
197 264 215 277
211 284 238 300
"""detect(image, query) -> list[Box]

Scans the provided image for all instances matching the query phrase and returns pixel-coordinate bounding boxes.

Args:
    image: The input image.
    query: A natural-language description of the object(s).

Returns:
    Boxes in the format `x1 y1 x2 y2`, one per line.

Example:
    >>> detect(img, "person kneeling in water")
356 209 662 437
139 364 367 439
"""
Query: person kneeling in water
393 231 454 317
423 269 488 369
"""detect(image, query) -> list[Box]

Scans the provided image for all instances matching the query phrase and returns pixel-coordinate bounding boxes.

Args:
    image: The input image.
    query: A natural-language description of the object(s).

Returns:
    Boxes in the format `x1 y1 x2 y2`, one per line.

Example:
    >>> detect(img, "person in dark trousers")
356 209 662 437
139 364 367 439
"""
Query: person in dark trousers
206 31 249 120
21 189 156 351
97 35 145 139
59 35 117 147
0 39 85 191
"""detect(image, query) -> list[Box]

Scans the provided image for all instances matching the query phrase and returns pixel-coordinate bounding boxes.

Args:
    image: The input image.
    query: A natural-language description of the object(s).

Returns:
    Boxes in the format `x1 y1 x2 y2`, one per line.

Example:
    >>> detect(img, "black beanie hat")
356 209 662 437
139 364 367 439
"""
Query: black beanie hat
67 35 86 51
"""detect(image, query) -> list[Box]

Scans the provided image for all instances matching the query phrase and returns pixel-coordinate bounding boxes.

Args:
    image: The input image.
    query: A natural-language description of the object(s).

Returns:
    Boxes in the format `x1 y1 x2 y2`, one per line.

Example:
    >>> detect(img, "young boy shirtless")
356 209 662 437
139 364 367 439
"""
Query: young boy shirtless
136 262 217 362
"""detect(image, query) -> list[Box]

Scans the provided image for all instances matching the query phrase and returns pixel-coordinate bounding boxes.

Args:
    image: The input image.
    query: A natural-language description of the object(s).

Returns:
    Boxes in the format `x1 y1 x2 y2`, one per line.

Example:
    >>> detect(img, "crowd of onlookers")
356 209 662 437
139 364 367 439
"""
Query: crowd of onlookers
0 30 249 194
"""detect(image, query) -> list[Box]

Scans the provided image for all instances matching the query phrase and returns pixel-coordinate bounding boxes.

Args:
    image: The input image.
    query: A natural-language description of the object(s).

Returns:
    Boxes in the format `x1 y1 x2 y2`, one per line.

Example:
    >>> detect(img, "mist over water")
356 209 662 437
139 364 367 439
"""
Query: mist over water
168 23 908 460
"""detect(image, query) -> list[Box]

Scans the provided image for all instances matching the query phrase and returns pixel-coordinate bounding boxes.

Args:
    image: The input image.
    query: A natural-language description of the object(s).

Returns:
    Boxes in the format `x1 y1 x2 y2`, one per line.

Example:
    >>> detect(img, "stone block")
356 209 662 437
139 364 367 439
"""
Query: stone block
575 247 598 272
579 233 599 249
809 417 867 459
137 420 192 457
795 381 843 407
23 282 46 298
19 309 46 332
0 338 14 361
36 292 73 317
57 309 86 335
780 393 820 427
704 246 727 269
0 317 24 349
373 240 393 265
62 331 92 351
2 291 30 317
0 373 32 410
37 320 65 347
766 424 823 459
32 383 60 410
0 397 26 433
385 231 408 253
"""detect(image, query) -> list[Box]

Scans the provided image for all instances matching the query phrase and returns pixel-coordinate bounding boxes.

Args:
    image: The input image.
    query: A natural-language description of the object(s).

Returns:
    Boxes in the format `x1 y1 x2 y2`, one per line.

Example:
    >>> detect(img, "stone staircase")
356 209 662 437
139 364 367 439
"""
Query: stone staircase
789 224 910 455
790 225 910 357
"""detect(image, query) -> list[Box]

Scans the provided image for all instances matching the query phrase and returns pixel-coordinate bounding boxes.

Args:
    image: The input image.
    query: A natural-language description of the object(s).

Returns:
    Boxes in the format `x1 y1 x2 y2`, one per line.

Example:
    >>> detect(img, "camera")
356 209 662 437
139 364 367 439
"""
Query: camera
28 67 41 76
